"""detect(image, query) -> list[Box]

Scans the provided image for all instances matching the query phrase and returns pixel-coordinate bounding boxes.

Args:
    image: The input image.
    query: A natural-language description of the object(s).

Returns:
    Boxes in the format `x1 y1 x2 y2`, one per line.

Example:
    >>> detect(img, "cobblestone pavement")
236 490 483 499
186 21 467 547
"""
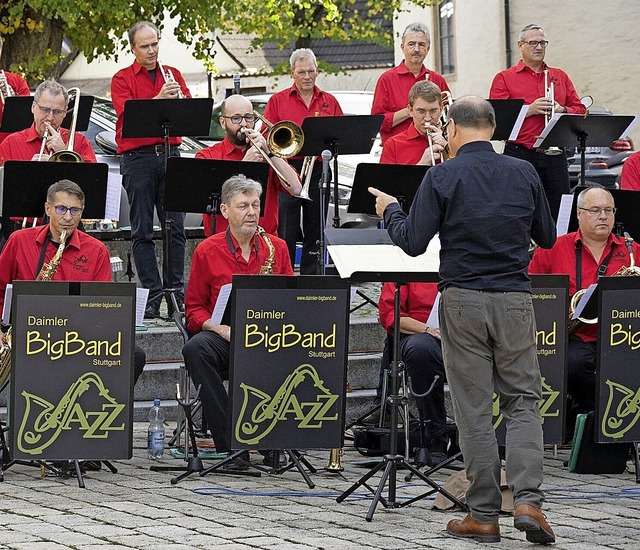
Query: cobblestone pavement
1 423 639 549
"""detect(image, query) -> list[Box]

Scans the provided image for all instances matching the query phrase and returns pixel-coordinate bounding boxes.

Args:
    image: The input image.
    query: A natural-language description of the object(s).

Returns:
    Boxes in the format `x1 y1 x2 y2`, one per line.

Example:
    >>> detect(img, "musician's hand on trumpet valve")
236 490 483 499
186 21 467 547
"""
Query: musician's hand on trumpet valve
156 78 183 99
527 96 555 118
420 122 448 166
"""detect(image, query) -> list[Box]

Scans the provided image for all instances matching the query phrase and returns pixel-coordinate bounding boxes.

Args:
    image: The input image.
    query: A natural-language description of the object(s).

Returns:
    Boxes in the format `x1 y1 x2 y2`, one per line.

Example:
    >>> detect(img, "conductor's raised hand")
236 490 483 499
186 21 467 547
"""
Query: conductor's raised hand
368 187 398 217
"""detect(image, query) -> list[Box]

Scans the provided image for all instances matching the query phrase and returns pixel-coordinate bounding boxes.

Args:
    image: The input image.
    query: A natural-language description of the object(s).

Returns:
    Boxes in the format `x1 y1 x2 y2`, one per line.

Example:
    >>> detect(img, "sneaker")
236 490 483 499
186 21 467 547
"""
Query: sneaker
261 450 288 468
144 292 163 319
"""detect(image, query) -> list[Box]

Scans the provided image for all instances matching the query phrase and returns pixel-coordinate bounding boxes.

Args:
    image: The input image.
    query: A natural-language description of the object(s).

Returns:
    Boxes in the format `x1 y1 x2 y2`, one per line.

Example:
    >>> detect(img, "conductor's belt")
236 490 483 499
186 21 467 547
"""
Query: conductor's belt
134 144 180 155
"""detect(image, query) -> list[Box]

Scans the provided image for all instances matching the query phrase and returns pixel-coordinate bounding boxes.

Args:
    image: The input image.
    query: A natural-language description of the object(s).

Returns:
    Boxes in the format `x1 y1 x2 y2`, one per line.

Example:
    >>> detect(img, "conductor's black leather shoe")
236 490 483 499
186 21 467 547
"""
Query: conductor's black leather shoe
144 292 163 319
446 514 501 543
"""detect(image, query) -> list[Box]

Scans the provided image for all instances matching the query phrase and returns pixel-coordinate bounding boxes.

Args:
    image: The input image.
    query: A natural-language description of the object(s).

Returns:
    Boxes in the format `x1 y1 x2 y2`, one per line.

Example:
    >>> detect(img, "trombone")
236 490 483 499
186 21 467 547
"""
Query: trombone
49 87 84 162
245 111 305 190
0 69 15 104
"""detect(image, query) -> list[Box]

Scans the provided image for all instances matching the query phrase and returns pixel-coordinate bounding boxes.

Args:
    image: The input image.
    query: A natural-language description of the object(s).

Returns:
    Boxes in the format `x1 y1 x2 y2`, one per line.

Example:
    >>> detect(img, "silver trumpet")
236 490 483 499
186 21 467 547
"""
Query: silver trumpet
158 61 185 98
543 70 562 155
0 69 15 104
298 155 316 200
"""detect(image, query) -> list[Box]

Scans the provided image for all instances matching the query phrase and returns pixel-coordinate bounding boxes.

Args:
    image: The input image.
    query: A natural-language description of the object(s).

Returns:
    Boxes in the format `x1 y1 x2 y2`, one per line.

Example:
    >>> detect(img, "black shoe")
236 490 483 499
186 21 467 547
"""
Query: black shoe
221 451 250 472
144 292 163 319
167 291 185 318
261 450 288 468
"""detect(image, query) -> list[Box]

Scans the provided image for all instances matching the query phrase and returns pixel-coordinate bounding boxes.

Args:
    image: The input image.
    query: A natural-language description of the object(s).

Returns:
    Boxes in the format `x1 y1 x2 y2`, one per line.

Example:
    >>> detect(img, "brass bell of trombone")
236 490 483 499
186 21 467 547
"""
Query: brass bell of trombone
325 448 344 472
254 111 304 158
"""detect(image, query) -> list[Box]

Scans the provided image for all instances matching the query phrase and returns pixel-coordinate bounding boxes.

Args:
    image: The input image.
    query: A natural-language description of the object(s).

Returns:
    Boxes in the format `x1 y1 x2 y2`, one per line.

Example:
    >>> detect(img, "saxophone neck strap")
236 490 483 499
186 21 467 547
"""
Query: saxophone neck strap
35 232 53 276
225 226 259 256
575 239 616 291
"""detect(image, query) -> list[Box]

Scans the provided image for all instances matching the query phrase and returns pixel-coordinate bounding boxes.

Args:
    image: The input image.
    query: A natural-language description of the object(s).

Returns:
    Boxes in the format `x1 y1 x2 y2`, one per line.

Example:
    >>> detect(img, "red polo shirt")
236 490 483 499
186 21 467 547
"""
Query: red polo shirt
0 225 112 313
528 230 640 342
620 151 640 191
489 60 586 149
378 282 439 334
372 61 450 144
380 124 432 165
0 123 97 165
195 138 284 236
111 60 190 154
0 71 31 144
185 229 293 333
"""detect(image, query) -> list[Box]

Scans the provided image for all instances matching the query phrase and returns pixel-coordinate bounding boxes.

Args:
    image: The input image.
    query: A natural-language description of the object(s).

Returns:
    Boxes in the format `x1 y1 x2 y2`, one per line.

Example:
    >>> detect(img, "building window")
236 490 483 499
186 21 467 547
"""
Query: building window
438 0 455 75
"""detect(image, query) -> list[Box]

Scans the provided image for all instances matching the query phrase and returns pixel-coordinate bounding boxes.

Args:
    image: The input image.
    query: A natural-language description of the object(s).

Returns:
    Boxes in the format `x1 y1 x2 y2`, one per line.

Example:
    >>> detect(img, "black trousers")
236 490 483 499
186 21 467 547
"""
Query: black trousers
567 337 596 413
182 331 231 452
503 143 570 222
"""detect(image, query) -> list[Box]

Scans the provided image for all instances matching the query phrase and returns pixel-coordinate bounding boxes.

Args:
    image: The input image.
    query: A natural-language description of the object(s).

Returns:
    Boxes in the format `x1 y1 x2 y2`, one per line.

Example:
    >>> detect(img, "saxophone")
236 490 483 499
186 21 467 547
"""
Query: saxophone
257 226 275 274
0 229 68 390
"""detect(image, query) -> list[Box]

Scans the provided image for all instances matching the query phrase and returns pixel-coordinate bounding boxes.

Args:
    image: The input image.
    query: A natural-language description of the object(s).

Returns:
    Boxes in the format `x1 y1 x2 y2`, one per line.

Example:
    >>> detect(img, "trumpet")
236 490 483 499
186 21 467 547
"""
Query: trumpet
0 69 15 104
49 87 84 162
158 61 185 98
243 111 305 189
543 69 555 126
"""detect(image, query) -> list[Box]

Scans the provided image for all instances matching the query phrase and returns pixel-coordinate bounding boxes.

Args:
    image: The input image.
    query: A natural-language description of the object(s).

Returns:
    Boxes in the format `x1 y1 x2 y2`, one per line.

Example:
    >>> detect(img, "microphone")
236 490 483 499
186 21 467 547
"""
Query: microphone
233 74 241 94
321 149 332 187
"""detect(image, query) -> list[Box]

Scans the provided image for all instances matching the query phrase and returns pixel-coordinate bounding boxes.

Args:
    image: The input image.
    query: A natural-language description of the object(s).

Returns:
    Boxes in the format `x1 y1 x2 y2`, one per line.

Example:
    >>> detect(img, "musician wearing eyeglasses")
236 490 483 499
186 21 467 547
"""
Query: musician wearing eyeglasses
195 94 301 237
372 23 450 146
111 20 192 319
529 185 640 430
380 81 448 166
0 37 30 144
263 48 343 275
490 24 586 221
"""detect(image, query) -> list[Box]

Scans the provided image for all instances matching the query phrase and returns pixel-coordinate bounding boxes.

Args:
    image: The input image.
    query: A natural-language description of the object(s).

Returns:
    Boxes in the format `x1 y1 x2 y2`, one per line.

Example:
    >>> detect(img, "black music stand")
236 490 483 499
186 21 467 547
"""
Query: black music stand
121 98 213 310
1 161 109 219
534 114 636 187
487 99 525 141
165 157 268 233
298 115 382 273
0 95 94 133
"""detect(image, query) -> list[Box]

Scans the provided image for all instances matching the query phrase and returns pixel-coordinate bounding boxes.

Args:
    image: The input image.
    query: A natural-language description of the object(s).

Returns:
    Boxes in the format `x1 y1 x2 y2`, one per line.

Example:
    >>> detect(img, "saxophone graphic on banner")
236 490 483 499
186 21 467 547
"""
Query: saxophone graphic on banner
601 378 640 439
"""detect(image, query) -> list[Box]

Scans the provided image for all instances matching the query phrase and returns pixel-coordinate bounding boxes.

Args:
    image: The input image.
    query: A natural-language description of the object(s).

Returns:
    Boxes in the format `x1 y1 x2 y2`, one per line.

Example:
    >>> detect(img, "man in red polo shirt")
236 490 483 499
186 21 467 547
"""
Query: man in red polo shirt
111 20 191 319
195 94 301 236
0 37 30 144
620 151 640 190
264 48 343 275
380 81 448 166
490 23 586 221
372 22 450 146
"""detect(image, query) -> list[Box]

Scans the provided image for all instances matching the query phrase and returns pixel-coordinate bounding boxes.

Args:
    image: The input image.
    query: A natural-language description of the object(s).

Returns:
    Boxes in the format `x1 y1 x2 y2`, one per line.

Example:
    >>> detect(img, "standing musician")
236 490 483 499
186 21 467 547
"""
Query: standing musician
182 175 293 470
263 48 343 275
490 23 586 221
370 97 556 544
0 79 96 245
0 180 145 383
195 94 301 236
620 150 640 190
372 22 450 145
111 20 191 319
380 81 448 166
529 185 640 426
0 36 31 144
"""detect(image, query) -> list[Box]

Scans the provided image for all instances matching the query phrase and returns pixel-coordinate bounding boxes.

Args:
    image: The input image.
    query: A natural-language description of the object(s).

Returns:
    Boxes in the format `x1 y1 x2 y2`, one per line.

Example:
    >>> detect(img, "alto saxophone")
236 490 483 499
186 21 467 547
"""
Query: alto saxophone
257 226 275 274
0 229 68 390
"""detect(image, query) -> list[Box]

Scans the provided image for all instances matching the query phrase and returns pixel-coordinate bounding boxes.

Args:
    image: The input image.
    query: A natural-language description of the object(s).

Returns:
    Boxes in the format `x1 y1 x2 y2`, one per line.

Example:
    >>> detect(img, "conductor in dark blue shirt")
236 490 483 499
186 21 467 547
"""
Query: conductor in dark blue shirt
370 96 556 545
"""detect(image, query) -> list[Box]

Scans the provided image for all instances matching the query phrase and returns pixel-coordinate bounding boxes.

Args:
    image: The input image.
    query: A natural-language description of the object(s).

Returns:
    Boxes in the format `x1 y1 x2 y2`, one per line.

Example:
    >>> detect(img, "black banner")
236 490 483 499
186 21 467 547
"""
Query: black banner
597 276 640 443
229 276 349 450
10 283 134 460
493 275 569 444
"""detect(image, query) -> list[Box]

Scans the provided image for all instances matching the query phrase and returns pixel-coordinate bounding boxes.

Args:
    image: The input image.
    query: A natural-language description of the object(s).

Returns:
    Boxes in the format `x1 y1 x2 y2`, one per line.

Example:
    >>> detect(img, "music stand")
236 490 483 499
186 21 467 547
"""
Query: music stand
0 95 94 133
534 113 636 187
121 98 213 309
1 161 108 219
487 99 525 141
298 115 383 273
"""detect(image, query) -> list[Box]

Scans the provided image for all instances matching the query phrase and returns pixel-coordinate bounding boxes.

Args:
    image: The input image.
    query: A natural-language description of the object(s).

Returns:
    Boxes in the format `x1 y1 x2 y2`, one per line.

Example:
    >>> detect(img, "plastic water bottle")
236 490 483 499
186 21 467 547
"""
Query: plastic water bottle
147 398 165 460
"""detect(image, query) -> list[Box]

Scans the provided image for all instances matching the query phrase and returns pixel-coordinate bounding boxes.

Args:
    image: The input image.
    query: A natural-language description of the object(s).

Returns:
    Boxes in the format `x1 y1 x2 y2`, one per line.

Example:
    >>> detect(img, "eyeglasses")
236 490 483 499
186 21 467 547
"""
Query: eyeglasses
578 206 616 217
524 40 549 48
414 107 441 118
221 114 256 124
34 101 68 118
49 204 84 217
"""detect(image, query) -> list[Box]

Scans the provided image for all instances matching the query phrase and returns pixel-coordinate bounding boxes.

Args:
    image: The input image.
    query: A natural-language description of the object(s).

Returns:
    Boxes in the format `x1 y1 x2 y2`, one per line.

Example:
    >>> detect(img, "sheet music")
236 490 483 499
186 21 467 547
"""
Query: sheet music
571 283 597 320
556 194 574 237
532 113 562 148
621 116 640 139
426 292 441 329
136 287 149 326
508 105 528 141
211 283 232 325
105 172 122 221
2 284 12 325
329 238 440 278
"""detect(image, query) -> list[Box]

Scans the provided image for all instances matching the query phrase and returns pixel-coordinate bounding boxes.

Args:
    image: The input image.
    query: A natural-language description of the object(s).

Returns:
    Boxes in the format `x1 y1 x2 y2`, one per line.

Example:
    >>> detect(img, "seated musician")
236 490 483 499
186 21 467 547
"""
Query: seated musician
0 180 145 384
529 185 640 432
0 80 96 244
195 94 301 237
620 150 640 190
378 282 448 466
0 36 30 144
379 80 448 166
182 174 293 470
